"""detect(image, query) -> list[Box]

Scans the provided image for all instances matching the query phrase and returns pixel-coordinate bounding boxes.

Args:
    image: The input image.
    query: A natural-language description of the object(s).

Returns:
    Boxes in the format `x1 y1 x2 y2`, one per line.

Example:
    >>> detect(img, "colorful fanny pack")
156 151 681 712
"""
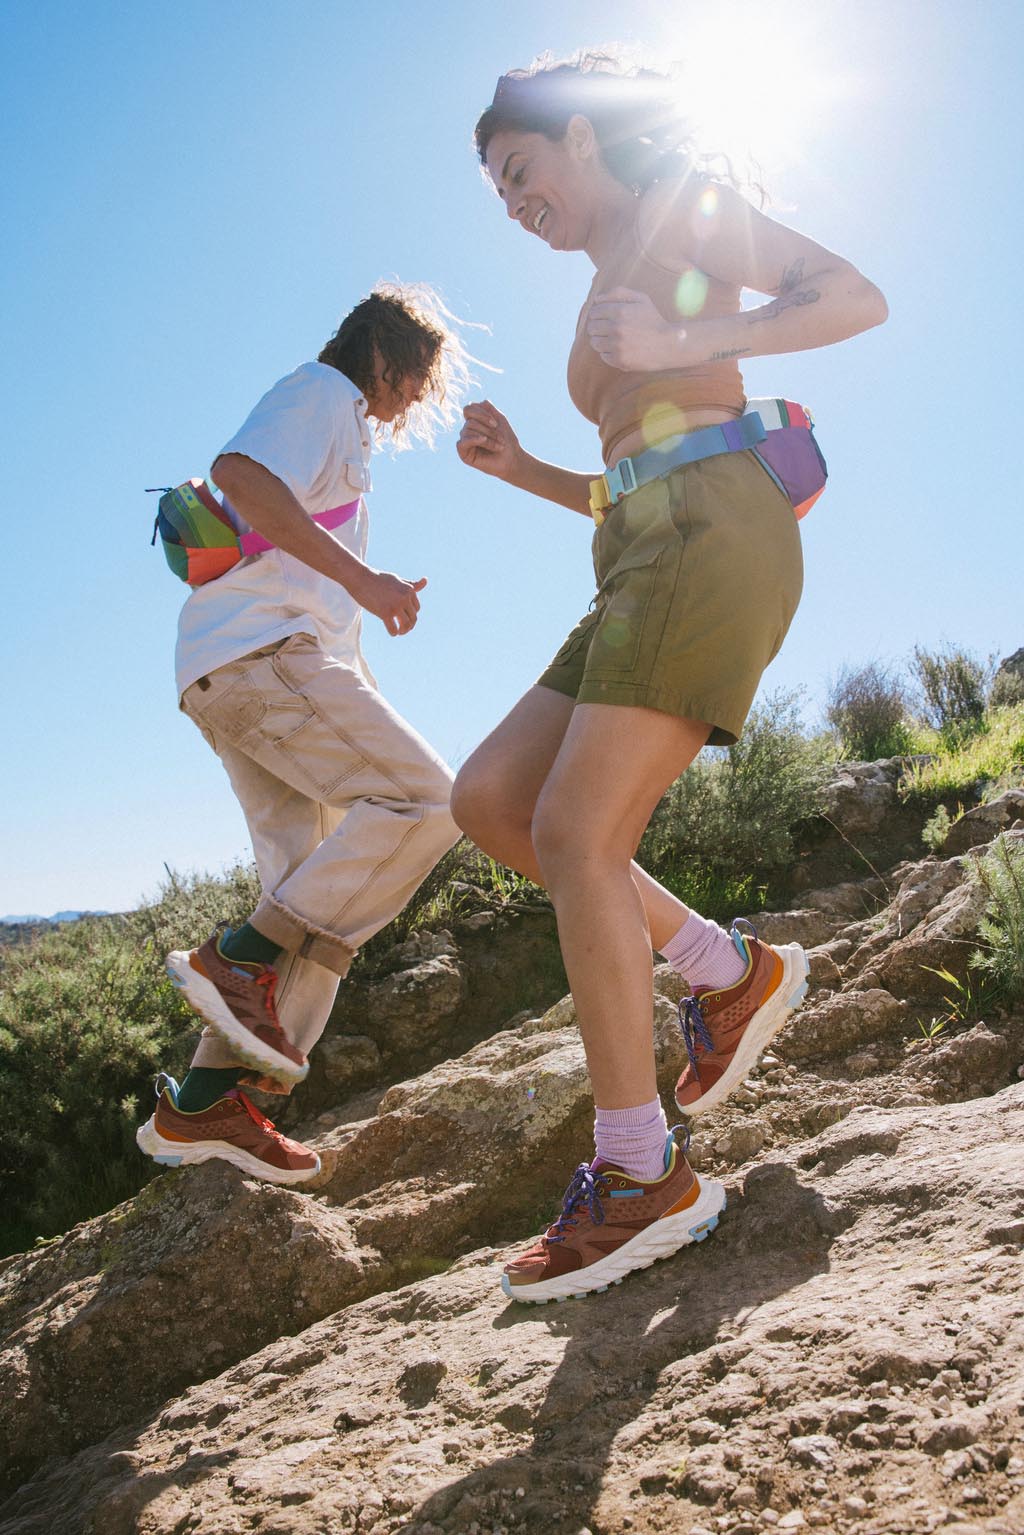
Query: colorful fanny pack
588 397 827 526
150 478 360 586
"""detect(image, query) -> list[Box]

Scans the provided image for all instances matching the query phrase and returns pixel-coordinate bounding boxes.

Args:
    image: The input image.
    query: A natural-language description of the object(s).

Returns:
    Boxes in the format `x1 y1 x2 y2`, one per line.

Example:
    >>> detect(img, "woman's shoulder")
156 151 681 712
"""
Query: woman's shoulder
635 170 748 273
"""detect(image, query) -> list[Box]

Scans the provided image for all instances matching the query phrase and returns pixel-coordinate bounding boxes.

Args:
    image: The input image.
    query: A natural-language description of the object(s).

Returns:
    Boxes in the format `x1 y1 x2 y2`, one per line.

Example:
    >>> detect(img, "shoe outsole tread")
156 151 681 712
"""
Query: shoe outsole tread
166 951 308 1084
136 1114 320 1186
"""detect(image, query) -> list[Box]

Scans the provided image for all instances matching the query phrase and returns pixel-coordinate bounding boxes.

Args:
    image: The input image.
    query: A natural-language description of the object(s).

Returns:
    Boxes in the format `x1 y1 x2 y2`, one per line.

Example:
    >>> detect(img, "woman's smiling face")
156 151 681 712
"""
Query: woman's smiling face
485 123 598 253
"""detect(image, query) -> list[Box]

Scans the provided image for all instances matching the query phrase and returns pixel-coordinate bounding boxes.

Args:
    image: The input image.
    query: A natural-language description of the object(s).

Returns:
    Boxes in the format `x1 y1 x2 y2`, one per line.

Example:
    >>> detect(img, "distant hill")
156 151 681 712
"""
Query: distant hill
1 911 109 925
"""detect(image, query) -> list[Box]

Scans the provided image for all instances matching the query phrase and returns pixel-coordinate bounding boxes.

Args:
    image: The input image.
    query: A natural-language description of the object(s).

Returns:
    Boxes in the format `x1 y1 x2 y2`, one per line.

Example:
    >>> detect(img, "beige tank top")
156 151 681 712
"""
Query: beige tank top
567 179 746 465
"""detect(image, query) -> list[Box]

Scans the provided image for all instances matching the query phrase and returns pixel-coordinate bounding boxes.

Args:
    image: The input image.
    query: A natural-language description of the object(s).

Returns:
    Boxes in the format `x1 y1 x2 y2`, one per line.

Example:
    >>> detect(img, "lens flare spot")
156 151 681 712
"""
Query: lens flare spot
698 186 719 219
675 268 709 317
601 615 633 651
526 1086 536 1100
642 402 689 448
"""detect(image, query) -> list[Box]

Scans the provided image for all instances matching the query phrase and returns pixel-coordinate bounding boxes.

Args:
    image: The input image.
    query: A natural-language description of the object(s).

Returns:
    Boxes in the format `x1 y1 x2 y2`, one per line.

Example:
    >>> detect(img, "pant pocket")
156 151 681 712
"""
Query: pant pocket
589 547 665 675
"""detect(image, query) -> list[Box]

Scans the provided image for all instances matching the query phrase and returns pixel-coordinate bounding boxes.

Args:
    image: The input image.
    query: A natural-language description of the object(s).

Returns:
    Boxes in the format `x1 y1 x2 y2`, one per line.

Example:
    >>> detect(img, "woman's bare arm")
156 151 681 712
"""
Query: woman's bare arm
585 179 888 372
457 402 594 515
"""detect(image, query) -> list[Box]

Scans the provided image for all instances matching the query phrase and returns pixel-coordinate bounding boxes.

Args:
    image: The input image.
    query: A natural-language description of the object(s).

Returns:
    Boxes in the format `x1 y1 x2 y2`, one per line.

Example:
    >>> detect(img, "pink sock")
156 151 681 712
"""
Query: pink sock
660 910 748 991
593 1098 669 1181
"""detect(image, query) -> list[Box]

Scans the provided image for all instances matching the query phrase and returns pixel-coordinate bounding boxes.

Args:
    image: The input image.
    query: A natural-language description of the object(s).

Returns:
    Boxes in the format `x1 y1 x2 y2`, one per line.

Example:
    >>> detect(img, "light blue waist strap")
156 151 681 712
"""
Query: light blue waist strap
589 412 768 521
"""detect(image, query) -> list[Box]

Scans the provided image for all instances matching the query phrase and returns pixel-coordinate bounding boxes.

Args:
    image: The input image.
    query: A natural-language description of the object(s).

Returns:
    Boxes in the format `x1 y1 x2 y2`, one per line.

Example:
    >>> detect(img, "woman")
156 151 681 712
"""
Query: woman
453 54 887 1302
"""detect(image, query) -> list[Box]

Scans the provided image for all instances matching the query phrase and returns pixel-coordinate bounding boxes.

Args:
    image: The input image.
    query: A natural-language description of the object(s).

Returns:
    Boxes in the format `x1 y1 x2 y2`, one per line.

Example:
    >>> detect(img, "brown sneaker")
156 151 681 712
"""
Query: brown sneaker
674 922 809 1117
136 1075 320 1185
166 928 308 1085
502 1134 726 1304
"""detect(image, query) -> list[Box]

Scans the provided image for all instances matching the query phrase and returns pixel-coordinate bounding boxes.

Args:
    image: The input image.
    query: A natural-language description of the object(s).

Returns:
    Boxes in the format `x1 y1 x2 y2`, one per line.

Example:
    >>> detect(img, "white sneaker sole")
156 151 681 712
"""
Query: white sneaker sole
136 1113 320 1186
675 941 809 1117
501 1176 727 1304
166 949 308 1085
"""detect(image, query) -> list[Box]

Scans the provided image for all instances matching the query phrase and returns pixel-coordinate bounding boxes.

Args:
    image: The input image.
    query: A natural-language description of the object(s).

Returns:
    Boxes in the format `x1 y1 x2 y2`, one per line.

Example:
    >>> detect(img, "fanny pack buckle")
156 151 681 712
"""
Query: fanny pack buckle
590 456 639 523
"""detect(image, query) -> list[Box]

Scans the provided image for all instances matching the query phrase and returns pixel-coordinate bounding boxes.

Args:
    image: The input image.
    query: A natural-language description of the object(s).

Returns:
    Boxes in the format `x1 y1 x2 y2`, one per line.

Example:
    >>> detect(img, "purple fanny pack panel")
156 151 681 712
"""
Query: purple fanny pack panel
753 426 828 520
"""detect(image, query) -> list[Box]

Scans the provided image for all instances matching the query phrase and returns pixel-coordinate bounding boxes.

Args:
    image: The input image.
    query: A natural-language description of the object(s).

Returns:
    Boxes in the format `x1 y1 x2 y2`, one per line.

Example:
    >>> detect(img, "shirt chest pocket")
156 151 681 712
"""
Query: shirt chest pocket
342 458 373 494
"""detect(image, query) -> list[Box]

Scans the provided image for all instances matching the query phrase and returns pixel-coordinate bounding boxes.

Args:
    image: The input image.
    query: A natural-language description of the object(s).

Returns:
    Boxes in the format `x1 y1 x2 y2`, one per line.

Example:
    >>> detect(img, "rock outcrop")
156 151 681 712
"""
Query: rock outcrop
2 771 1024 1534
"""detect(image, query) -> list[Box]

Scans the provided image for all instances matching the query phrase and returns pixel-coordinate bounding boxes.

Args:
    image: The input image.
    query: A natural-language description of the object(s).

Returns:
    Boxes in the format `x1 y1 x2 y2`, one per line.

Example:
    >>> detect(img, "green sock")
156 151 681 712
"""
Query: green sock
218 921 283 967
175 1067 245 1113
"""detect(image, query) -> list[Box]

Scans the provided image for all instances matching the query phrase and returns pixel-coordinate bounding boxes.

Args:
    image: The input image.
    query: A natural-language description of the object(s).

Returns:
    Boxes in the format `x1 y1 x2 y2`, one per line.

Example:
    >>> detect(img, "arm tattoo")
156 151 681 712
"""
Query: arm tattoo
746 256 820 323
710 346 752 362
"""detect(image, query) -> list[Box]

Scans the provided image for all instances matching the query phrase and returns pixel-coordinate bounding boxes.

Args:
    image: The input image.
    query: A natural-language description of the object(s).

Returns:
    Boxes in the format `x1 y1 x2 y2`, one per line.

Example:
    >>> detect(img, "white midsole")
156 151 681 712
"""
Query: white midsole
136 1114 319 1185
682 941 808 1116
505 1176 727 1302
166 949 307 1083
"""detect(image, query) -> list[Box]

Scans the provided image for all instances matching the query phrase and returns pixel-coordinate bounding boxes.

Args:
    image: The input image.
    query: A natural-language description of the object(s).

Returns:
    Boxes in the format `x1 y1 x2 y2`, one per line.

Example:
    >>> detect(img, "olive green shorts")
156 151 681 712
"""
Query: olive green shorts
537 450 804 746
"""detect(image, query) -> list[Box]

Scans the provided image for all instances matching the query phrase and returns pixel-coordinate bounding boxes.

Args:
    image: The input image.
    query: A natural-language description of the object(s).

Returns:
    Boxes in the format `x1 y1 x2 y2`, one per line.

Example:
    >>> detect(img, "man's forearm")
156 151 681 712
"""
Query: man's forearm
212 453 372 600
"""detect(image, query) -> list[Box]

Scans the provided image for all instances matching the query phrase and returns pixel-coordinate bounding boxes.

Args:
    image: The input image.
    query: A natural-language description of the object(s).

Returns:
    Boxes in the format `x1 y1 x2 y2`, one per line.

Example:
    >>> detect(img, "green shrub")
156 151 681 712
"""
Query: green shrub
911 644 990 746
826 662 914 760
902 703 1024 804
639 690 830 921
0 864 261 1255
969 834 1024 1002
989 668 1024 710
921 804 953 853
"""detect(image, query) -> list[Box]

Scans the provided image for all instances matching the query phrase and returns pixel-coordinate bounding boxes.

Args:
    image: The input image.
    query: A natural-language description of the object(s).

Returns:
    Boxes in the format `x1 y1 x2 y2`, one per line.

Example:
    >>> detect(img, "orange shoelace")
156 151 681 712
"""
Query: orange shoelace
255 967 282 1027
237 1089 288 1143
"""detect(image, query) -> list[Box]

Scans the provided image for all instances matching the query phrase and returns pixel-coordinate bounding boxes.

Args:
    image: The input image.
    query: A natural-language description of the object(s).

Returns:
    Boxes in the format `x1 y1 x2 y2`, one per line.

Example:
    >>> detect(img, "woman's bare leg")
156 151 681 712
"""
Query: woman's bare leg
451 686 694 950
529 703 711 1107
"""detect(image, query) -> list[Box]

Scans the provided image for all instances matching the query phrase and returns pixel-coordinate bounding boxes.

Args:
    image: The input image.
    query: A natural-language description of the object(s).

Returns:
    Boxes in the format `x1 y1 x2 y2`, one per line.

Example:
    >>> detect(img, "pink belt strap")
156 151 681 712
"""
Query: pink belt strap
237 498 361 557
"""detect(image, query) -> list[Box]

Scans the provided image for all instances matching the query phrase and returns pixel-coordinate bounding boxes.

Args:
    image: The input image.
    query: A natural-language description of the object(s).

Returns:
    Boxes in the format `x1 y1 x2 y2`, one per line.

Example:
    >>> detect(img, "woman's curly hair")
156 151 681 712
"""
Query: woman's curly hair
318 282 472 450
475 48 746 196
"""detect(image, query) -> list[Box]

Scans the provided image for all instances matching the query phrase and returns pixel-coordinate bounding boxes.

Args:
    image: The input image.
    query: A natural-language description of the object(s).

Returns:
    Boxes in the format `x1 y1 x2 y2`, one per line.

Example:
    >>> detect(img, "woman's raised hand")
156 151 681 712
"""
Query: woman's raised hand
586 286 678 371
457 400 523 481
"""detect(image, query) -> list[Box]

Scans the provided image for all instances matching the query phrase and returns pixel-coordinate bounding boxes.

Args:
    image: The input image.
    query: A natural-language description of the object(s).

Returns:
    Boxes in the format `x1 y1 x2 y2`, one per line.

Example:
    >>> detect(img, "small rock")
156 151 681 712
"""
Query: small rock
940 1450 975 1481
730 1484 759 1509
788 1435 837 1470
844 1497 869 1517
778 1513 806 1531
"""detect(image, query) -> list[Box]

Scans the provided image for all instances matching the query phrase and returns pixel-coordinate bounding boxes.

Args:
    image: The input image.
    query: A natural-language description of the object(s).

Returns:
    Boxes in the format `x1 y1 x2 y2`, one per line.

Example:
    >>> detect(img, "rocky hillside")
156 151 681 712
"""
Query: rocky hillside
1 762 1023 1535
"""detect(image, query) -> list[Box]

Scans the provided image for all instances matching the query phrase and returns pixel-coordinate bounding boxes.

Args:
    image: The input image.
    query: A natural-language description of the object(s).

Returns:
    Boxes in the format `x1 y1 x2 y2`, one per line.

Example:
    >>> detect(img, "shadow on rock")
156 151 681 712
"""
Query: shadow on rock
406 1164 836 1535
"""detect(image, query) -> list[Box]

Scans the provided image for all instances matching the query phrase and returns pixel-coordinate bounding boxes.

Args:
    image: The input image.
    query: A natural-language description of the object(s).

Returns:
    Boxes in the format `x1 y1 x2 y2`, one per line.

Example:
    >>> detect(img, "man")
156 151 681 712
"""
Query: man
138 285 468 1183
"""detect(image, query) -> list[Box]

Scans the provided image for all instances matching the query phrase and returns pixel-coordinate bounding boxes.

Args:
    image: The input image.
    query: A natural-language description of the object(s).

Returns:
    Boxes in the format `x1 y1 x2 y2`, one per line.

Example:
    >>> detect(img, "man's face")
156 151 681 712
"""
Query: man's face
365 352 429 423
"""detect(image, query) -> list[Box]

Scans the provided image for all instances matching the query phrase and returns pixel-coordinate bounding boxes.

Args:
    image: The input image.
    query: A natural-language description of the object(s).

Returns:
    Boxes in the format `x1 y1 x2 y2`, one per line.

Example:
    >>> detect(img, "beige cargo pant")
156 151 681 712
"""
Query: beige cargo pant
180 631 459 1069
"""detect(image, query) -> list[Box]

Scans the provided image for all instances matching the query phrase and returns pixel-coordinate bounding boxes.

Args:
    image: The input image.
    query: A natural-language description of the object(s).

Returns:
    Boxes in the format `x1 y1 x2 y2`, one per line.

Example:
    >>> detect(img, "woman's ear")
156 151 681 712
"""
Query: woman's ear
565 113 597 161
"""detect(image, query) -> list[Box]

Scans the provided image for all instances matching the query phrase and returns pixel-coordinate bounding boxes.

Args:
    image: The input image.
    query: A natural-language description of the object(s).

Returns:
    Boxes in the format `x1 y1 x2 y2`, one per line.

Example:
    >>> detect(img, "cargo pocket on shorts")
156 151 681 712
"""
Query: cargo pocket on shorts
549 610 599 670
590 545 664 675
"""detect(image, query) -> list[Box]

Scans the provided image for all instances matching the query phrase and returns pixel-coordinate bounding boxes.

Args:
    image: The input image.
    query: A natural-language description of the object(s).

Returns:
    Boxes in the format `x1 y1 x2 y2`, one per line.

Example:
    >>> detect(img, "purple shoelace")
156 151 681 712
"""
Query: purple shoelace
678 995 714 1075
547 1163 609 1242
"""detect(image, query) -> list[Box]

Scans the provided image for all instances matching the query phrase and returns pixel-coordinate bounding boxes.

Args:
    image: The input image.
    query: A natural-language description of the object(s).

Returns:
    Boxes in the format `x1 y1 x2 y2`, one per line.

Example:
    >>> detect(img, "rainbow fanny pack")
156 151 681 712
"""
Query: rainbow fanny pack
151 478 360 586
588 398 827 525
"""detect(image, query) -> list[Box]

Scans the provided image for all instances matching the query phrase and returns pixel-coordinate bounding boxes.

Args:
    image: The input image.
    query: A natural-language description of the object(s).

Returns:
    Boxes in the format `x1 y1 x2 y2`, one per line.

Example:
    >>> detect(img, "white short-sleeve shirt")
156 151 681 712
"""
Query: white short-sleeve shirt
174 362 375 697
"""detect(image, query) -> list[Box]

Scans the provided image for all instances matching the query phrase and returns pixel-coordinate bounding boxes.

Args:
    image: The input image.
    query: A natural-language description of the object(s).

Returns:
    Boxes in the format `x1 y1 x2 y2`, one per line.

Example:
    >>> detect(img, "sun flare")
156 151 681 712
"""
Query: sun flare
657 11 856 171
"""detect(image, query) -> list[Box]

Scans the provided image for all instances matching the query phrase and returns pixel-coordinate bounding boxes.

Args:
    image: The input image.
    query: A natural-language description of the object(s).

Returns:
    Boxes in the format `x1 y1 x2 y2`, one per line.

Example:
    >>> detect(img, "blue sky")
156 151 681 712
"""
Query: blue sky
2 0 1020 915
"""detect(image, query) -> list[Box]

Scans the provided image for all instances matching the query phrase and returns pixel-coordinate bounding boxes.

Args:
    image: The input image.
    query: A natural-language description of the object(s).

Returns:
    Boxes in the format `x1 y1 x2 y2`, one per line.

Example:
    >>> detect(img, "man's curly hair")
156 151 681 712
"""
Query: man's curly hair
318 282 471 450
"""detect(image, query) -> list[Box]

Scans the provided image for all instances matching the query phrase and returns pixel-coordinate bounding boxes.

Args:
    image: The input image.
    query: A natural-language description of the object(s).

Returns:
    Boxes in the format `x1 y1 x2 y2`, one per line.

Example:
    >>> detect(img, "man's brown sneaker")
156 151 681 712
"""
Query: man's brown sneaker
674 921 809 1116
166 928 308 1085
136 1074 320 1185
502 1133 726 1304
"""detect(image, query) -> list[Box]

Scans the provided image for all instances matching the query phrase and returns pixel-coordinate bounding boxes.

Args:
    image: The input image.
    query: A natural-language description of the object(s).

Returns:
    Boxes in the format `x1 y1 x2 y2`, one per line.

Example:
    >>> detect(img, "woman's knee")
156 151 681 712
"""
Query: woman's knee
531 790 632 885
451 758 528 843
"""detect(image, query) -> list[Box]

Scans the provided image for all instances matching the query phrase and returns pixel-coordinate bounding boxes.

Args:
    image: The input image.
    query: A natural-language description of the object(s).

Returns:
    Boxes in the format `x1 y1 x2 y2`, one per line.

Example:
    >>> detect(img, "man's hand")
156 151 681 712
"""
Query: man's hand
356 568 428 637
457 400 523 481
586 287 679 371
